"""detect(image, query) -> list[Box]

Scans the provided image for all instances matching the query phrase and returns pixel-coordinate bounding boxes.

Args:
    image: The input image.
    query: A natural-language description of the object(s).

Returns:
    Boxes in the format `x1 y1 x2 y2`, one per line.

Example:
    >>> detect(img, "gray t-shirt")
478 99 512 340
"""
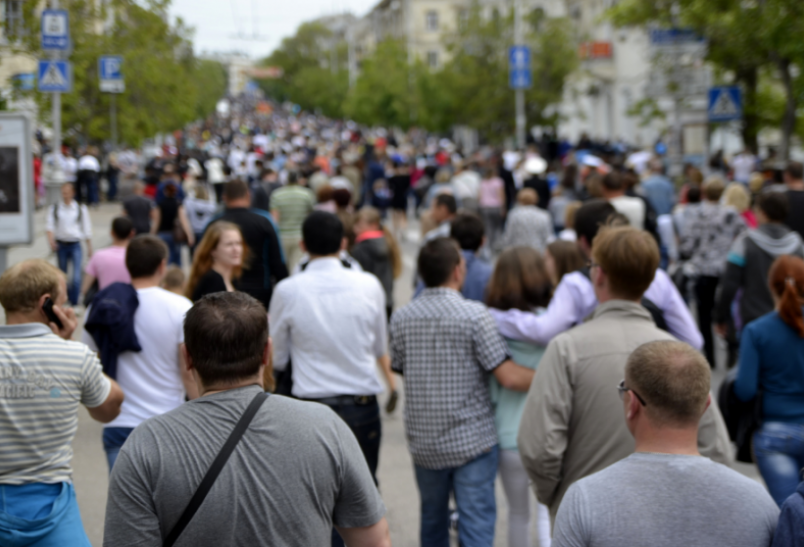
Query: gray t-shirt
554 452 779 547
103 385 385 547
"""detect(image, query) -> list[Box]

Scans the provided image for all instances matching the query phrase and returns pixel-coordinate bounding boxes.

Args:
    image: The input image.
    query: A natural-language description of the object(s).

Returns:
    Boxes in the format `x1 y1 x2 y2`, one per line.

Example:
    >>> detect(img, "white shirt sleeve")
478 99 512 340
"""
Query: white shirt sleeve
268 284 291 371
45 205 56 233
80 205 93 240
645 269 704 350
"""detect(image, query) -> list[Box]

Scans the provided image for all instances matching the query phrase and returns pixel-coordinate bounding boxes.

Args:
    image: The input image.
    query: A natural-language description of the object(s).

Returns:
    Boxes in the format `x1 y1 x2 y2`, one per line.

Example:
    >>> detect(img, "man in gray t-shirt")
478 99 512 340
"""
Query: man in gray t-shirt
104 292 389 547
553 340 779 547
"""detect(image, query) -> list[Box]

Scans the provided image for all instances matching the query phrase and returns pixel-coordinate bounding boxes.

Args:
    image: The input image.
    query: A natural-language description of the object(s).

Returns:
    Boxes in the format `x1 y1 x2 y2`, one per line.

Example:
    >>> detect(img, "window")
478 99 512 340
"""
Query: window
457 8 468 30
425 10 438 31
427 50 438 68
3 0 24 40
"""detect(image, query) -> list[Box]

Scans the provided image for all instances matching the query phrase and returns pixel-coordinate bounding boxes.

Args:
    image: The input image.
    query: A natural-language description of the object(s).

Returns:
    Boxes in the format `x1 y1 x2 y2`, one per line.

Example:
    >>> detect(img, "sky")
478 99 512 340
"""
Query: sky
169 0 378 60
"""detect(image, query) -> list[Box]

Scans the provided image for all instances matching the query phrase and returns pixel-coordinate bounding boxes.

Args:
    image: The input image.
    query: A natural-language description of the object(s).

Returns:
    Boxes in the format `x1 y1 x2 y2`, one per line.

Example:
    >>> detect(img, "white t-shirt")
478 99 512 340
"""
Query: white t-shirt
78 155 100 172
84 287 192 428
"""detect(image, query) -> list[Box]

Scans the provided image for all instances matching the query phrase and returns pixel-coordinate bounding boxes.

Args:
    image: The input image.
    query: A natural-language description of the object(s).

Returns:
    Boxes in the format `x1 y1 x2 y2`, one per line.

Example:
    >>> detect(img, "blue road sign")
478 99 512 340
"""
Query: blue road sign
649 28 704 45
41 10 69 51
99 56 123 80
37 60 71 93
708 86 742 122
509 46 532 90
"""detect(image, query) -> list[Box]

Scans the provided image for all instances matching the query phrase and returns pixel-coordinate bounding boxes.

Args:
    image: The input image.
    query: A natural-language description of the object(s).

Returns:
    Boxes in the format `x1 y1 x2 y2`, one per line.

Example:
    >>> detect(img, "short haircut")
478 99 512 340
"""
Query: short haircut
418 237 461 288
786 161 803 181
757 191 789 222
0 259 63 313
111 217 134 240
287 171 299 185
126 235 167 279
434 193 457 214
184 292 268 386
626 340 711 426
517 188 538 206
592 226 659 300
723 183 751 213
162 266 186 291
703 176 725 201
450 213 485 252
574 199 617 246
687 186 701 204
303 211 343 255
223 179 249 201
485 246 552 311
602 172 624 191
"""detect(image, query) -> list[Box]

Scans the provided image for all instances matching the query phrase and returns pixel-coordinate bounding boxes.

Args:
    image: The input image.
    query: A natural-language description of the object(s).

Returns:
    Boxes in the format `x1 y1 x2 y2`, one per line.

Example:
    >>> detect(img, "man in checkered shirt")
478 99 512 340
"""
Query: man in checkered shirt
390 237 535 546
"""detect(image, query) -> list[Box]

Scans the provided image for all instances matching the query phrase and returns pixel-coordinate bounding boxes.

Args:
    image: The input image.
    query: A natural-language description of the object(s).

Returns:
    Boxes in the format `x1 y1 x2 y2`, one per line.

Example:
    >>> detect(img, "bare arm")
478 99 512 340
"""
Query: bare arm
87 377 124 423
493 360 535 391
271 209 280 223
377 354 396 392
150 207 161 235
46 231 58 252
178 206 195 247
335 517 392 547
80 273 97 298
179 344 199 400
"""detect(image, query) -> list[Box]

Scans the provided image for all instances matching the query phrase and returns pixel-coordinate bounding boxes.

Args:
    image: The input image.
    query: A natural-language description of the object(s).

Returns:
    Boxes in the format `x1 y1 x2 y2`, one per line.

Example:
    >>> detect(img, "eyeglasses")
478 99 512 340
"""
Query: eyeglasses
617 380 647 406
587 261 601 271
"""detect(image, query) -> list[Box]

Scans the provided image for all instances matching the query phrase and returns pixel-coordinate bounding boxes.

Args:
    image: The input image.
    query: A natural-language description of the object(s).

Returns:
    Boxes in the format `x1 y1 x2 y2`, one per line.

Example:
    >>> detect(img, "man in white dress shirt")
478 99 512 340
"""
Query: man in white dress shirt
77 147 101 205
46 183 93 306
270 211 389 491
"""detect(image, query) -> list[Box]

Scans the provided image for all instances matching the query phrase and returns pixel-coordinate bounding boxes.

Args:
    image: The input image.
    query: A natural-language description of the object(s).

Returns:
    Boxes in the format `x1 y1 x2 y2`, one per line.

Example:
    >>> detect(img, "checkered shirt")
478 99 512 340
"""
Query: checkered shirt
390 288 508 469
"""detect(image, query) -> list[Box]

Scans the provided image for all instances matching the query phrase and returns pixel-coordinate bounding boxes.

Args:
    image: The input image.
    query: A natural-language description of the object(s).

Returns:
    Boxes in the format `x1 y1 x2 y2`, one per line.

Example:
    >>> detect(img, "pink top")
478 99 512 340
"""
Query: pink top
479 177 505 208
85 246 131 289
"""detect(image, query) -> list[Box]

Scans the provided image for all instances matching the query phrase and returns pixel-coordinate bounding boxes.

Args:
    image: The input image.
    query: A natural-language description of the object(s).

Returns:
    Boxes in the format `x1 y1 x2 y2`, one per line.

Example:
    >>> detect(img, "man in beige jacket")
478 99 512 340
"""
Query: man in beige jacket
517 226 732 521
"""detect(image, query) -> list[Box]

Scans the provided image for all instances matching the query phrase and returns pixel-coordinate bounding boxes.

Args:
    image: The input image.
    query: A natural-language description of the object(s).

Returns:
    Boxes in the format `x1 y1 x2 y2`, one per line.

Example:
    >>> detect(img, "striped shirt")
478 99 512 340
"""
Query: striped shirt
0 323 110 484
270 185 315 238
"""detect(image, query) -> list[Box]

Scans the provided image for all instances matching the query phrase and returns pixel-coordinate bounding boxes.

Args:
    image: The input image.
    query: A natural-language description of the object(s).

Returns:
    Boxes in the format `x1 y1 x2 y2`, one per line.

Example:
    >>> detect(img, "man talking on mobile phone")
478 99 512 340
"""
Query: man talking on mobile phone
0 259 124 547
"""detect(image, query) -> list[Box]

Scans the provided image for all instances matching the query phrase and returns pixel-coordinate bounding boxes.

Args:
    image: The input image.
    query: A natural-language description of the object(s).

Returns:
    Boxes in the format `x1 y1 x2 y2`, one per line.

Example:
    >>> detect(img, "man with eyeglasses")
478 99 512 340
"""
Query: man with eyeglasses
552 340 778 547
517 226 732 522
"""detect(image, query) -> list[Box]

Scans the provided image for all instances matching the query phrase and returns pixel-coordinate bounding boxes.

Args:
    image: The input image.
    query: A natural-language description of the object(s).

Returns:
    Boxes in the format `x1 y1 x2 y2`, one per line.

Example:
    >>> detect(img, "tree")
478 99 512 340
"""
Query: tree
9 0 224 147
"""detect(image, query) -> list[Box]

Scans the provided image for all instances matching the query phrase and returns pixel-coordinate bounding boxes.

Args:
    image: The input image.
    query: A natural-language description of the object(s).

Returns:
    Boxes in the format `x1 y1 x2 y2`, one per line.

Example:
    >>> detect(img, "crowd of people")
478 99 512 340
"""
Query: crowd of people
4 95 804 547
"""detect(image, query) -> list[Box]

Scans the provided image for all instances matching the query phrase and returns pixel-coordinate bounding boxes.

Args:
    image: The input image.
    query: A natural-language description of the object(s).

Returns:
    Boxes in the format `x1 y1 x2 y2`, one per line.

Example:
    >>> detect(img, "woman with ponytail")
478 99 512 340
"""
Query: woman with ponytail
735 255 804 506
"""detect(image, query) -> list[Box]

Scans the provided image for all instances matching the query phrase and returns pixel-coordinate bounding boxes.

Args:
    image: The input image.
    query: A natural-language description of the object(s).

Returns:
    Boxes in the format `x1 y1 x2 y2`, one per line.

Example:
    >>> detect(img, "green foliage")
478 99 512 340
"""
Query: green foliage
10 0 225 147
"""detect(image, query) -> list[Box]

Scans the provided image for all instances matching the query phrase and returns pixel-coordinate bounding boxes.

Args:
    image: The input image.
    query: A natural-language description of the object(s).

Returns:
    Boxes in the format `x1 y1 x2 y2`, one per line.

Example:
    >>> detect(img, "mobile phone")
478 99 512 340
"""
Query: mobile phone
42 297 64 329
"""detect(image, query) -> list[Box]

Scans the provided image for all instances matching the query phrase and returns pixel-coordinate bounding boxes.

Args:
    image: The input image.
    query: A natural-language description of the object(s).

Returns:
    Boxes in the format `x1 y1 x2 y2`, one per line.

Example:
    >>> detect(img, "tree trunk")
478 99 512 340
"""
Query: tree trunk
777 57 797 162
737 66 759 154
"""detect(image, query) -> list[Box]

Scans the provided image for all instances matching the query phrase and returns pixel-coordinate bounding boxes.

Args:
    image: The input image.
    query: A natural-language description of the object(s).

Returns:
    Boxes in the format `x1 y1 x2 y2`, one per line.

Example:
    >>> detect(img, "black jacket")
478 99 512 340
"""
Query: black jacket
85 282 141 379
352 235 394 308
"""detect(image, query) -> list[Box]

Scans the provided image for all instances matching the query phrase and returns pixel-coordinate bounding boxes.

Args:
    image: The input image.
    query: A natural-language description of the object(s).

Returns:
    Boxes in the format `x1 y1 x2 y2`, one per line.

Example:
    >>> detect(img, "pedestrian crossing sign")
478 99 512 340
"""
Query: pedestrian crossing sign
708 86 742 122
37 60 72 93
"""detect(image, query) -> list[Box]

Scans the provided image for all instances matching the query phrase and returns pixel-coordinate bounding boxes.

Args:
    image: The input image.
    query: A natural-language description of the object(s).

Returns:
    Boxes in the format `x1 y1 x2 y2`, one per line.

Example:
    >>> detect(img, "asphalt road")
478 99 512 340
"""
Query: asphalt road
3 203 762 546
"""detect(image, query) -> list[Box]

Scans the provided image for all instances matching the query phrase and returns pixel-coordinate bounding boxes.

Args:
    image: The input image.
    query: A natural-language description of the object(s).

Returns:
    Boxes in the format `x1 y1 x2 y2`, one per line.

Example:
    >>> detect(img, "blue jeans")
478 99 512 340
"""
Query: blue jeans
754 422 804 506
0 483 91 547
103 427 134 472
56 241 82 306
414 445 499 547
158 232 181 266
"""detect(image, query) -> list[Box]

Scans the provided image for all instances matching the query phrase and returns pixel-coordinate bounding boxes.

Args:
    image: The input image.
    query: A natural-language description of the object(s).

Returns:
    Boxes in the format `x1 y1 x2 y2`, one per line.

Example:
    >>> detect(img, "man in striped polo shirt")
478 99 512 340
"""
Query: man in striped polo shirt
271 170 316 272
0 259 124 546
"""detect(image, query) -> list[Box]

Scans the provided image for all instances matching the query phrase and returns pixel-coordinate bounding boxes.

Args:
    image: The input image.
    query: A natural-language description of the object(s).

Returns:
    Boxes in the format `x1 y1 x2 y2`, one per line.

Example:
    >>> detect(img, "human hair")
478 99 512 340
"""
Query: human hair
564 201 582 230
769 255 804 337
585 173 604 198
316 184 334 204
703 176 725 201
0 259 63 313
434 193 457 214
561 164 577 190
687 167 704 186
435 168 451 184
185 222 246 300
126 235 167 279
287 171 299 185
450 213 485 252
162 266 186 292
687 186 701 204
602 172 624 191
757 191 789 222
355 207 402 278
163 182 178 199
574 199 617 246
591 226 659 300
485 247 552 311
418 237 461 288
223 179 249 201
111 217 134 240
786 161 804 181
723 183 751 213
332 188 352 208
184 292 269 387
517 188 538 206
303 211 343 256
194 185 209 200
626 340 711 426
547 240 586 283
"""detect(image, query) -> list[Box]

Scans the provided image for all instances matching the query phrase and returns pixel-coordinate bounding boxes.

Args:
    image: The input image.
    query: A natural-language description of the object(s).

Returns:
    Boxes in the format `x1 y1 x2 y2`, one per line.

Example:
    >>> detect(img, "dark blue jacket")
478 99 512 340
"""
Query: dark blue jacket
84 282 141 379
772 481 804 547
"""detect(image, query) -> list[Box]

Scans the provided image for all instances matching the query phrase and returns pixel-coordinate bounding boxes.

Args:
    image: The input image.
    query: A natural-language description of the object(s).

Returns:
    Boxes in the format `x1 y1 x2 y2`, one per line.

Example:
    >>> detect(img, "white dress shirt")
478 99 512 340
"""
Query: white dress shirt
489 269 704 350
269 257 387 399
78 155 100 172
45 201 92 242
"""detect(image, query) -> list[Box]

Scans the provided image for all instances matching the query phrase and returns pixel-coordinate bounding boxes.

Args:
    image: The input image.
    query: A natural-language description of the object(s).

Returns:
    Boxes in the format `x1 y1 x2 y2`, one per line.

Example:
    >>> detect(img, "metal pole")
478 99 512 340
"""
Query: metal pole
110 93 117 149
347 27 356 88
0 248 6 275
514 0 525 149
670 2 683 178
51 0 61 158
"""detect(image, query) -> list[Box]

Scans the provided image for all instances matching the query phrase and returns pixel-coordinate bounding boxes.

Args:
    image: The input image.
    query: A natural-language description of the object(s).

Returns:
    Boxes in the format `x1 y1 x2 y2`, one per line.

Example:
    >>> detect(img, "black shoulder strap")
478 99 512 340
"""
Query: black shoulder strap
163 391 269 547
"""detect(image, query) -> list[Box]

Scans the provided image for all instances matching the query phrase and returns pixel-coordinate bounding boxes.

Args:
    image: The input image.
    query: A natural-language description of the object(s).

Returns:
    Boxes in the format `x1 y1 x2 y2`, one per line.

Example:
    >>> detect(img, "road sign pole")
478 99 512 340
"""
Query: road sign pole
513 0 525 149
110 93 117 149
51 0 61 159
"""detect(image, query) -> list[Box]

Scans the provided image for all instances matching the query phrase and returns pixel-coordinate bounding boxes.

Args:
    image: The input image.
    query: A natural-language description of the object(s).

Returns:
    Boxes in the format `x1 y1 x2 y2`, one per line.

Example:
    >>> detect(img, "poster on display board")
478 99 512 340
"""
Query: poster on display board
0 114 33 246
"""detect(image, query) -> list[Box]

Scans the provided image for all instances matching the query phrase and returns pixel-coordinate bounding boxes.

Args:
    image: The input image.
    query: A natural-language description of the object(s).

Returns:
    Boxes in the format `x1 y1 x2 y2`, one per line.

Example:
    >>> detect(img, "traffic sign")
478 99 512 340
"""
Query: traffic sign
708 86 742 122
99 56 125 93
41 10 70 51
509 46 532 90
37 60 71 93
649 28 704 46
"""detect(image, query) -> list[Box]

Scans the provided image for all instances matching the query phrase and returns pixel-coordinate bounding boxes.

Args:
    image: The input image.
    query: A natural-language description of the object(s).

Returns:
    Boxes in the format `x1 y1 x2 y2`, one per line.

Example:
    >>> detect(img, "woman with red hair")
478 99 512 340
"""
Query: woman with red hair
735 255 804 506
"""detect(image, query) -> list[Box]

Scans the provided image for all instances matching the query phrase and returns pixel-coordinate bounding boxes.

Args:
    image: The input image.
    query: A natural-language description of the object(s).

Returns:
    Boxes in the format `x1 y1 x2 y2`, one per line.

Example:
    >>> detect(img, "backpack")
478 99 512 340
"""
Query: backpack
52 202 83 225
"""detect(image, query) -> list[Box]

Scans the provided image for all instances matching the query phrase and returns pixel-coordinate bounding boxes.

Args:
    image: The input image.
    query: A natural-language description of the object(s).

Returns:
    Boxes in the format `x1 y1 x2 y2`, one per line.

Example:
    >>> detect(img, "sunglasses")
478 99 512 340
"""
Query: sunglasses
617 380 646 406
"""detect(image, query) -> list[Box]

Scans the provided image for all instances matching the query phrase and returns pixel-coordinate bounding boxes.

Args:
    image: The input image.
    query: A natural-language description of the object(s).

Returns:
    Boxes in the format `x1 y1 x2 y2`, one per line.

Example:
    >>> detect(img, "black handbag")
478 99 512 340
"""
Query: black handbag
717 367 762 464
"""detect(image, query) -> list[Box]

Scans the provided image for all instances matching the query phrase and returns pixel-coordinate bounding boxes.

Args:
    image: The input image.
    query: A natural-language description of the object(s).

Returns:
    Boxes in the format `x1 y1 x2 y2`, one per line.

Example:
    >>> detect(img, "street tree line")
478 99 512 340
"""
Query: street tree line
8 0 227 147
